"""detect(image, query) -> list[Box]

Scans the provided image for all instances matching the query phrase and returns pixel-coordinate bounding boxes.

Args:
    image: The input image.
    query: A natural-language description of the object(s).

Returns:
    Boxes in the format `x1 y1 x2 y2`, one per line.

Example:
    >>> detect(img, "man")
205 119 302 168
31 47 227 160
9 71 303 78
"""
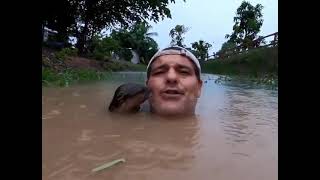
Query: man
146 46 203 117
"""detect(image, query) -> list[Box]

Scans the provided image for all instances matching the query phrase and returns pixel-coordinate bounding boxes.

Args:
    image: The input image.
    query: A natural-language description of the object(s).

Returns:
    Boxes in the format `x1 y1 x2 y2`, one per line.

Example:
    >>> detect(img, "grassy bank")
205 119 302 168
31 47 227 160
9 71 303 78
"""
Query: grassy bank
202 46 278 86
203 47 277 73
42 47 147 87
113 61 147 72
43 47 278 87
42 68 111 87
42 65 147 87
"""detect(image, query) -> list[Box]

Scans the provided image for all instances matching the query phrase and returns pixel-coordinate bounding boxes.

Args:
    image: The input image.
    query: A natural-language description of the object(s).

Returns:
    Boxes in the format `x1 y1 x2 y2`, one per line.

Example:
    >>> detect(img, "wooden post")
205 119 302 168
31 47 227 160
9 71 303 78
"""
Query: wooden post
274 33 278 46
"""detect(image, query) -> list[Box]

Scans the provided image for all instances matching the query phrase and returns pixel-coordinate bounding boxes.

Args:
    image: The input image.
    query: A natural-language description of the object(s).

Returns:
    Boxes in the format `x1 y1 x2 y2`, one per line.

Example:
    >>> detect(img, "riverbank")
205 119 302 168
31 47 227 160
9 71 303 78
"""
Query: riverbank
42 47 147 86
42 47 278 88
202 46 278 86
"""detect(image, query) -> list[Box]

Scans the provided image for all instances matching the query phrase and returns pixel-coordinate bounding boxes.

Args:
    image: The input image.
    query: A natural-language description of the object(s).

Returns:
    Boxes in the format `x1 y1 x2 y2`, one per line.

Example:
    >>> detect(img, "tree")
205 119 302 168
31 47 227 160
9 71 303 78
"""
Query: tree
191 40 212 62
109 22 159 63
169 25 189 47
225 1 263 50
43 0 184 55
133 25 159 64
127 22 159 61
216 41 237 58
42 1 77 43
126 22 159 64
89 35 121 60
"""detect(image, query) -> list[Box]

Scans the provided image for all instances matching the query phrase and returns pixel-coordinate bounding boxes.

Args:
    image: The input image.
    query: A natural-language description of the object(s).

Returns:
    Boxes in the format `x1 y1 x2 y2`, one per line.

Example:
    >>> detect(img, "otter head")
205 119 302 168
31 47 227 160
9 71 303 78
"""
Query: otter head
108 83 150 113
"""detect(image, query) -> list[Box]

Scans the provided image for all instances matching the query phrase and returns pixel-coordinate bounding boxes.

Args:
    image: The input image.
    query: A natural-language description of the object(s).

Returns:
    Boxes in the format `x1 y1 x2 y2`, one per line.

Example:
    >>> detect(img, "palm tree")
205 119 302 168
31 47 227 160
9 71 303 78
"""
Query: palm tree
169 25 189 47
130 22 158 48
191 40 212 62
129 22 159 63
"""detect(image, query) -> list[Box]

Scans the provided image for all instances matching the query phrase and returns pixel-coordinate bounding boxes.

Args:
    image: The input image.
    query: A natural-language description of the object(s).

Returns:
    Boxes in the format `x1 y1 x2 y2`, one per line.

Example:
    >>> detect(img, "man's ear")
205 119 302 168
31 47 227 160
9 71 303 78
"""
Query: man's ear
196 80 203 98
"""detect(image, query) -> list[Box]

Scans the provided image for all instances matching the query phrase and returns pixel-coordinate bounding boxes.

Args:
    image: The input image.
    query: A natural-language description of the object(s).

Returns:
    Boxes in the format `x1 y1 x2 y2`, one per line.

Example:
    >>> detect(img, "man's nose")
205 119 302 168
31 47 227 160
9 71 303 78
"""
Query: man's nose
166 68 178 83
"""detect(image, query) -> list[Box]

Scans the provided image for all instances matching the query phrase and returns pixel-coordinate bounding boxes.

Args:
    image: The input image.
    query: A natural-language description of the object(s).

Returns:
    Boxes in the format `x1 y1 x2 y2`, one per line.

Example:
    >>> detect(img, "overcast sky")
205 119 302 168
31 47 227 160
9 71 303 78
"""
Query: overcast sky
148 0 278 54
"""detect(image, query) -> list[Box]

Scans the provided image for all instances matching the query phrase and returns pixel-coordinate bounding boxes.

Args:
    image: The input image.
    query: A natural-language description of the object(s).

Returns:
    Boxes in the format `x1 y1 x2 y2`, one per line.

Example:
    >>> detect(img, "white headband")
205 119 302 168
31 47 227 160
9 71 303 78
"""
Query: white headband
146 46 201 77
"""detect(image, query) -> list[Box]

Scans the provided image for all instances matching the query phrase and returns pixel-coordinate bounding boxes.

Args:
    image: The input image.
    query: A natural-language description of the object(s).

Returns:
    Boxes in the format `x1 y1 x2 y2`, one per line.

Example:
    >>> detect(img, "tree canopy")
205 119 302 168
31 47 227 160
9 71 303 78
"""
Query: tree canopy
43 0 184 54
191 40 212 62
169 25 189 47
225 1 264 50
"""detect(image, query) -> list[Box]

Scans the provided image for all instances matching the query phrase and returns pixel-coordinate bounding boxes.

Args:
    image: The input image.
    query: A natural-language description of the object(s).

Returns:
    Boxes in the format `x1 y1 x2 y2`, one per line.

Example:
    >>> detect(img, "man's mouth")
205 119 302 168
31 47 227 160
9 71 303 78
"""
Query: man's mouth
161 89 184 99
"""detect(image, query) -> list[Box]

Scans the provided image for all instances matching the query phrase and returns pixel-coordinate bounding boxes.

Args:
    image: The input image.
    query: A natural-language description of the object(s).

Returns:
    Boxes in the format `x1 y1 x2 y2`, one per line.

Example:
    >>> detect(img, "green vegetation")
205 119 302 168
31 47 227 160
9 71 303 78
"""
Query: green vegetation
224 1 264 50
203 46 278 86
102 60 147 72
213 74 277 89
123 63 147 72
109 22 159 64
42 63 147 87
55 47 78 60
43 0 182 54
191 40 213 63
198 1 277 87
169 25 189 47
42 47 147 87
42 68 111 87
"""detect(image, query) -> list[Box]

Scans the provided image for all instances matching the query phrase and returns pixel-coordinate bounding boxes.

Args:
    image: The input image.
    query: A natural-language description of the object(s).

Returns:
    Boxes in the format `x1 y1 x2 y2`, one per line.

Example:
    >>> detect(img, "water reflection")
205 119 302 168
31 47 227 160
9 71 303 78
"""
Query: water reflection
219 89 253 149
217 85 278 159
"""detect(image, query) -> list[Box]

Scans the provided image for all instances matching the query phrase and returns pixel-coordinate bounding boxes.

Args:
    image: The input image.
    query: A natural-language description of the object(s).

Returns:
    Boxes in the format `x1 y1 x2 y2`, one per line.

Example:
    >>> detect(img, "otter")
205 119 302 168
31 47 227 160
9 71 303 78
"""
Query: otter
108 83 150 113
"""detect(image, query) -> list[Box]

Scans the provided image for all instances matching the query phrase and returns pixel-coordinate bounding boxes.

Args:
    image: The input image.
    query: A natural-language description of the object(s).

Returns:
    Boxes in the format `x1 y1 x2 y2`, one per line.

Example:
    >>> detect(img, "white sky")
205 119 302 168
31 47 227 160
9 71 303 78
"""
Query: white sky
147 0 278 54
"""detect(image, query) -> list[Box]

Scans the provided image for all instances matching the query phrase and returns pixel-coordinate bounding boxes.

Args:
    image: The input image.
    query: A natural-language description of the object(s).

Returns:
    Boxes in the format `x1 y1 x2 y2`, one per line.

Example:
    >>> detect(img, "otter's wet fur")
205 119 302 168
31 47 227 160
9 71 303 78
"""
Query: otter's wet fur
108 83 150 113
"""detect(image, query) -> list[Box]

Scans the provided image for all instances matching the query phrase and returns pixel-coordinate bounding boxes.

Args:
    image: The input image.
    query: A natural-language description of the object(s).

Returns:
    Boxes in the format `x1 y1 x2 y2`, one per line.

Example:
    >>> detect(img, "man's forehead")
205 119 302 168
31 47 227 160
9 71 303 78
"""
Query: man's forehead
151 55 194 68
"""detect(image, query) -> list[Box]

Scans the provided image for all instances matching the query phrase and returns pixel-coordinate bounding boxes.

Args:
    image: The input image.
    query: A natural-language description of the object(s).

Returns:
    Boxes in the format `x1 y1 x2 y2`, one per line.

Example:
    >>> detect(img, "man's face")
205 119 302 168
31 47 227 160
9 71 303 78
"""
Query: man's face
146 55 203 116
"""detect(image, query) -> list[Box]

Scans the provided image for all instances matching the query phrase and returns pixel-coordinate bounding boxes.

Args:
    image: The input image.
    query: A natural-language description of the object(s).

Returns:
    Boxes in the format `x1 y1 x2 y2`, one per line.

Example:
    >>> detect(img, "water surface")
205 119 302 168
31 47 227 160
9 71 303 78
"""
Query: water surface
42 72 278 180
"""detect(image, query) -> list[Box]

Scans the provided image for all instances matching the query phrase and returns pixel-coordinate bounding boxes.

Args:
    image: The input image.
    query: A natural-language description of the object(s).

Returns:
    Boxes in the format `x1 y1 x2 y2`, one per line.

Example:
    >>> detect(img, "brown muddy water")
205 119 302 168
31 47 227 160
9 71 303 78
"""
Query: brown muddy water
42 72 278 180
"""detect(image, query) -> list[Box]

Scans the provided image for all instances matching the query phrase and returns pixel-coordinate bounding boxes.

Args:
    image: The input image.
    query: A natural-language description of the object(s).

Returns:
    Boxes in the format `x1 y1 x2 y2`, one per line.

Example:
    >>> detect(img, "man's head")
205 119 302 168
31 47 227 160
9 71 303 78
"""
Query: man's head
146 46 203 117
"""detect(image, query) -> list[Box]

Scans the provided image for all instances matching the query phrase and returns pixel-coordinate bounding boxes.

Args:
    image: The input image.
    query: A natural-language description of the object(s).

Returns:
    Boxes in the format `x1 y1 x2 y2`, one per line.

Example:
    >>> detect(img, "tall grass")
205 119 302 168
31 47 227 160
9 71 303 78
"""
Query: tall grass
123 62 147 71
203 46 278 77
42 63 147 87
42 68 113 87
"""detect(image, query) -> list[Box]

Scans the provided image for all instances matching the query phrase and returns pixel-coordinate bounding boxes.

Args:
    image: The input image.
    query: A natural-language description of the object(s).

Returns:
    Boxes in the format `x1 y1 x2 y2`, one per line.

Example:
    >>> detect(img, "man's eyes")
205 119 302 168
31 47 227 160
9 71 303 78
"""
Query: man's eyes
152 70 165 75
151 68 192 75
179 69 191 75
180 70 190 74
